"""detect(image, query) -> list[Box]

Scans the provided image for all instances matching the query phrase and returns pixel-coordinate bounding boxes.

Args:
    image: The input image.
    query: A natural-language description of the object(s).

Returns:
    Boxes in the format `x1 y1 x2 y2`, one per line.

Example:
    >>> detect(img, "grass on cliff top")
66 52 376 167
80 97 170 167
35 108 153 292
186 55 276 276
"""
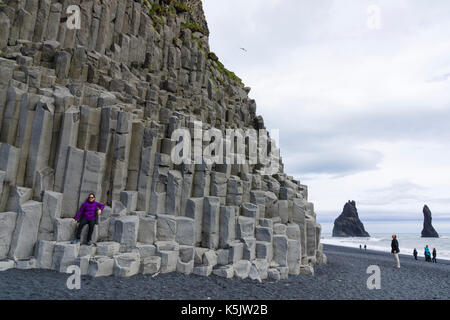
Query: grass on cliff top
181 21 206 35
172 1 190 13
218 62 244 87
145 1 190 15
211 54 244 87
149 3 176 16
143 1 241 86
144 0 206 35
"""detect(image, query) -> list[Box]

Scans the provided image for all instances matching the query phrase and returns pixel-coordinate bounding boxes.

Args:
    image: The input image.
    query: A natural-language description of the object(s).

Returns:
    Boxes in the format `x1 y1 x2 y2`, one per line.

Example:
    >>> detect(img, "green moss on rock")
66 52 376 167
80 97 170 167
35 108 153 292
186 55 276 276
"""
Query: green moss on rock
181 21 205 34
172 1 190 13
212 58 244 87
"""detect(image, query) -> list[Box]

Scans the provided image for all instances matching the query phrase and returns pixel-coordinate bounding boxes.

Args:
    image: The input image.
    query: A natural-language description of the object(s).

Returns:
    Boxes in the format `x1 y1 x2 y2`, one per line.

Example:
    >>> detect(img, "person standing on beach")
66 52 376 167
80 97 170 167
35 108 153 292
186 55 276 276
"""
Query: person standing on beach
364 244 367 251
432 248 437 263
413 248 418 260
391 234 400 269
71 193 104 245
424 245 431 262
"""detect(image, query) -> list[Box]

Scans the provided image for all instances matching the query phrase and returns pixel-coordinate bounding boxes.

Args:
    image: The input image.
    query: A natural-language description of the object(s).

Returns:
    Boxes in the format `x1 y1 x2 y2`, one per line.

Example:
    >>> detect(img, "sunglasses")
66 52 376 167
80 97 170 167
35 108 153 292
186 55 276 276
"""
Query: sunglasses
89 196 95 199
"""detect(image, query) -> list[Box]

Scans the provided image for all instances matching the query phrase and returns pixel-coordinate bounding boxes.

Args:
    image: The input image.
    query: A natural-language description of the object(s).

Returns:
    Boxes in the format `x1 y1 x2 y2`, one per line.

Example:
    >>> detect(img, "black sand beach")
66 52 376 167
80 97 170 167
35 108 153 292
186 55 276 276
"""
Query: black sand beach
0 244 449 300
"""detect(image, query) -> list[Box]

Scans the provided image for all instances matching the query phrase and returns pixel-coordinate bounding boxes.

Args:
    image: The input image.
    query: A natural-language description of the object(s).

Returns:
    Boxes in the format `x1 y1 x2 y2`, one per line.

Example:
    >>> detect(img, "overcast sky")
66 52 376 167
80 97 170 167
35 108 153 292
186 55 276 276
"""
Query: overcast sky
203 0 450 233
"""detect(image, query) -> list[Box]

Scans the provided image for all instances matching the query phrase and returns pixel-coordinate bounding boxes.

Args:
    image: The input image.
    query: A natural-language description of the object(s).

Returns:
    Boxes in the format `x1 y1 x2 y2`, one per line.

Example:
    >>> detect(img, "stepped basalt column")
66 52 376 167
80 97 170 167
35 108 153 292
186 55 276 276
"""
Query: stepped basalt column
0 0 326 280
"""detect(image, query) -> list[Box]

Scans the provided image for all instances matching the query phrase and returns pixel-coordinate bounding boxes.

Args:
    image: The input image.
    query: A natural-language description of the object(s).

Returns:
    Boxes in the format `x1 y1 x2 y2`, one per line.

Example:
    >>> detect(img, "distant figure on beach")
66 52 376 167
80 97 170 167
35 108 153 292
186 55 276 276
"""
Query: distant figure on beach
364 244 367 251
71 193 104 245
360 244 362 250
413 248 418 260
391 234 400 269
432 248 437 263
424 245 431 262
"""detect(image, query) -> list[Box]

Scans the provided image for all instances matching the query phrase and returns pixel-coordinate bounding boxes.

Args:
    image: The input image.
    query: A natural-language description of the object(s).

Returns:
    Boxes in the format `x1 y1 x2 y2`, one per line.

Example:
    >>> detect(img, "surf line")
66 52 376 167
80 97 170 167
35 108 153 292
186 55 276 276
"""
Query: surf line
181 304 215 318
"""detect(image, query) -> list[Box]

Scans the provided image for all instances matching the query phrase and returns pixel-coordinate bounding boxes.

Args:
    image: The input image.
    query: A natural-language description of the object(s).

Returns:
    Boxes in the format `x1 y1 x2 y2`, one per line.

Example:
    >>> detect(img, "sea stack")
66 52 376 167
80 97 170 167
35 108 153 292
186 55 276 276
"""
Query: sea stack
332 201 370 237
421 205 439 238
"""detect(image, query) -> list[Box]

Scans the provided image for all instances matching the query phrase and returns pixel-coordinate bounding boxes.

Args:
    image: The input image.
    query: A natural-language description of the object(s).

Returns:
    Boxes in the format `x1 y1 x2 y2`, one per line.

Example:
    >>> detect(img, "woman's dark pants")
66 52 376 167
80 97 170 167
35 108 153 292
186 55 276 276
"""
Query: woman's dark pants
75 218 96 242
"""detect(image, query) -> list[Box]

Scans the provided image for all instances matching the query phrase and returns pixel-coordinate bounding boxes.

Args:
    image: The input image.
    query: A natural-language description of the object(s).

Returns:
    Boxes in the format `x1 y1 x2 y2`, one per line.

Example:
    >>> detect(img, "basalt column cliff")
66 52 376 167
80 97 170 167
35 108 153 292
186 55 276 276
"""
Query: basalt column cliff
0 0 326 280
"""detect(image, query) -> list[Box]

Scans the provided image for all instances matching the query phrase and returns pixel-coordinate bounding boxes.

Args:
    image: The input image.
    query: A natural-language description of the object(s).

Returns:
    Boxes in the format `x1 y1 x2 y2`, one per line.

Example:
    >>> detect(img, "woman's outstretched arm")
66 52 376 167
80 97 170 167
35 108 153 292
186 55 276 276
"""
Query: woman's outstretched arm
96 202 105 212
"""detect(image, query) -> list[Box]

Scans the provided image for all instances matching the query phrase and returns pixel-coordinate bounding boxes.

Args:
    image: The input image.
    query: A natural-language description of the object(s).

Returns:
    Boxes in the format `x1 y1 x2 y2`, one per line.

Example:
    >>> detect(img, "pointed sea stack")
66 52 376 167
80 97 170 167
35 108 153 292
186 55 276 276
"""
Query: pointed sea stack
332 201 370 237
421 205 439 238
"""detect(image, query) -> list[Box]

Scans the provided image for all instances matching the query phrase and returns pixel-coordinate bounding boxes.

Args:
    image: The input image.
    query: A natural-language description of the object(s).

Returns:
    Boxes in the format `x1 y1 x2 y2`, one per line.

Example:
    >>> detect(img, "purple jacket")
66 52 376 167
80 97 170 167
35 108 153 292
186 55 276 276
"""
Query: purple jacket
74 201 105 221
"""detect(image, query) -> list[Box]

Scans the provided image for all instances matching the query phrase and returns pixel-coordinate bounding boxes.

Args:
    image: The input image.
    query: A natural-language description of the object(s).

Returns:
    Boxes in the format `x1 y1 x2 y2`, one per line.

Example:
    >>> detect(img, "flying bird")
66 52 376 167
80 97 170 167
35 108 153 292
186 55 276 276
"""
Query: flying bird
240 47 247 52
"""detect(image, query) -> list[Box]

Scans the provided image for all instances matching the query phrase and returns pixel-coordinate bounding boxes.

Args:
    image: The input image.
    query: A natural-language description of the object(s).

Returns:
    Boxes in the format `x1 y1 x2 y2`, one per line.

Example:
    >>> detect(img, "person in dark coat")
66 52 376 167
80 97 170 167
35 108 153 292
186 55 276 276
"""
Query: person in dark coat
413 248 418 260
432 248 437 263
71 193 104 245
391 234 400 268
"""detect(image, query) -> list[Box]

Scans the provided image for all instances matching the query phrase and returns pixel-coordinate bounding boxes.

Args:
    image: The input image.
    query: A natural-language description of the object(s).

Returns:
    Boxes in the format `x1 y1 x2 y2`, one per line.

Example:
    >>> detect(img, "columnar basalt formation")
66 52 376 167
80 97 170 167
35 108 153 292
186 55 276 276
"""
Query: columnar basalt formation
0 0 326 280
332 201 370 237
421 205 439 238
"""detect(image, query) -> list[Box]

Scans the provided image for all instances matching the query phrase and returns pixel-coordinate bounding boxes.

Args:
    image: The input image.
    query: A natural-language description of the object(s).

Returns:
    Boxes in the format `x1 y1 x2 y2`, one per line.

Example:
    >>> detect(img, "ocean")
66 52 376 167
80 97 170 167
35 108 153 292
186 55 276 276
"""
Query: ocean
321 233 450 261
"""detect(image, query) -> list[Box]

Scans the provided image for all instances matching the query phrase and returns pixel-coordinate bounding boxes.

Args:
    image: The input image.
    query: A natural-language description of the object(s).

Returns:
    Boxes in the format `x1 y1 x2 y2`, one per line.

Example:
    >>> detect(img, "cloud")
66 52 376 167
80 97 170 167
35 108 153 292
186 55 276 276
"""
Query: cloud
359 180 427 206
284 148 383 178
203 0 450 219
428 73 450 83
431 198 450 205
317 208 450 224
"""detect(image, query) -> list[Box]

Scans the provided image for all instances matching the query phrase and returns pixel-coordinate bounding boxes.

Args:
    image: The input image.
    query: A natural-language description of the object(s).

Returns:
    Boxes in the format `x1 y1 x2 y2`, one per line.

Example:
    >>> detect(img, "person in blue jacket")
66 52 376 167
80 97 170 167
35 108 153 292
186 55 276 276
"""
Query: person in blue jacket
71 193 104 245
424 245 431 262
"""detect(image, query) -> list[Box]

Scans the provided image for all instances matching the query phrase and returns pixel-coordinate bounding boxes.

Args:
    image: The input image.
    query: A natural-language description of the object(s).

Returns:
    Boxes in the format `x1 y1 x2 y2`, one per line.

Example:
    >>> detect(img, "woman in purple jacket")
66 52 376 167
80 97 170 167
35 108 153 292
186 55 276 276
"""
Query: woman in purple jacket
71 193 104 245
